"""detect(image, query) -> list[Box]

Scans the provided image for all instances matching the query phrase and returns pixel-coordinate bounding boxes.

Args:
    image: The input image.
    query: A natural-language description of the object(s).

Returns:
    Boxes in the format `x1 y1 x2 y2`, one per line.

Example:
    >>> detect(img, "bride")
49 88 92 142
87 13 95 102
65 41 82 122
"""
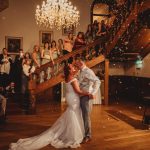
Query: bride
9 64 91 150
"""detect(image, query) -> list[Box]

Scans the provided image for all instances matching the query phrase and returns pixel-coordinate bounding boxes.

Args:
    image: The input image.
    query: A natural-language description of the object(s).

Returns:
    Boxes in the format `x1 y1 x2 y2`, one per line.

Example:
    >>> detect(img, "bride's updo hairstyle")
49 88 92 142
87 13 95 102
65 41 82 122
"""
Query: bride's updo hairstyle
64 64 70 81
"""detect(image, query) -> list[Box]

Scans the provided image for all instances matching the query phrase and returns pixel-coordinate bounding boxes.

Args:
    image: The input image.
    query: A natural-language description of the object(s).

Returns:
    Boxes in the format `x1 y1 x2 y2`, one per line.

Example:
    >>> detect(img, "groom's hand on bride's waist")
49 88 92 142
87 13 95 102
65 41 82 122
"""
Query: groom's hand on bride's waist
89 94 96 99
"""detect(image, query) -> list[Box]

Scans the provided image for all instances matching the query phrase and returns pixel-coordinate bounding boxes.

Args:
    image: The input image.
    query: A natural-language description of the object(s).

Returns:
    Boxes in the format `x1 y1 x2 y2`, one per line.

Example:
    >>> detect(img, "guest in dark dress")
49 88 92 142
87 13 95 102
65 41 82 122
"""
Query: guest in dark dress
13 49 24 93
85 24 93 44
21 58 35 112
73 32 86 50
92 20 99 40
95 20 108 56
85 24 94 59
73 32 86 60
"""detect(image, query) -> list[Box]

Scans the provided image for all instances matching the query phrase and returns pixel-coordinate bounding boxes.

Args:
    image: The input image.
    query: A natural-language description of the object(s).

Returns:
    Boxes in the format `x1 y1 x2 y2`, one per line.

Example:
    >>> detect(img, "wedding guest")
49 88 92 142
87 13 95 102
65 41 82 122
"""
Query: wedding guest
21 59 35 112
41 42 51 65
13 49 24 93
96 20 107 38
23 52 31 64
73 32 86 60
50 40 60 75
32 45 41 68
63 33 74 55
92 20 99 40
62 33 74 64
85 24 93 43
85 24 93 59
0 48 12 89
58 39 64 56
50 40 60 63
73 32 86 50
40 42 51 82
95 20 108 56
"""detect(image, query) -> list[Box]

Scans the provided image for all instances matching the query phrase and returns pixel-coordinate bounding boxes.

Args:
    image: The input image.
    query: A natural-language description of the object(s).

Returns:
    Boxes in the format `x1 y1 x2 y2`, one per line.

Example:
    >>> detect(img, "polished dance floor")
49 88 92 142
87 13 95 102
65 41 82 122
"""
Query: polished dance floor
0 99 150 150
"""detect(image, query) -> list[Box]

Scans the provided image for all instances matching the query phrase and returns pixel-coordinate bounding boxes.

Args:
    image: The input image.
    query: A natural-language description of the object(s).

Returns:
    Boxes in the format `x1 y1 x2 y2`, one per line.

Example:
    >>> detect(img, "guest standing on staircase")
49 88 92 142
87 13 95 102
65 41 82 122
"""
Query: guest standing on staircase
73 32 86 60
50 40 60 75
41 42 51 65
32 45 41 68
95 20 108 56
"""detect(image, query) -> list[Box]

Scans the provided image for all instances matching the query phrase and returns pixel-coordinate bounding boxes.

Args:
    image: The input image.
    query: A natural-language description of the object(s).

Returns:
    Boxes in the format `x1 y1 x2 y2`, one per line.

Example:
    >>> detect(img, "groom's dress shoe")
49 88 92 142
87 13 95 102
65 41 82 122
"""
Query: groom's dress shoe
81 137 91 144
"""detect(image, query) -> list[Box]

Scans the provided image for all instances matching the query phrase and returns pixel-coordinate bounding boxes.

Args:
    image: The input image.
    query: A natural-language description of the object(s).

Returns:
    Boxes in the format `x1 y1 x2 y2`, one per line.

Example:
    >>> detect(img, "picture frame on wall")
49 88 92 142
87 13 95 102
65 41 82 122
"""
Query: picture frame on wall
62 25 76 36
5 36 23 54
39 30 53 46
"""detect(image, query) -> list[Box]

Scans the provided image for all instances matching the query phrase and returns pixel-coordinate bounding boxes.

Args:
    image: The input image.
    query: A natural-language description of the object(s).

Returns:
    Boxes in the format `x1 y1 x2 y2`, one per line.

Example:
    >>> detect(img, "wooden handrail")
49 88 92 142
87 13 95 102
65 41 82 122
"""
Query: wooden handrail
33 55 105 95
34 38 102 74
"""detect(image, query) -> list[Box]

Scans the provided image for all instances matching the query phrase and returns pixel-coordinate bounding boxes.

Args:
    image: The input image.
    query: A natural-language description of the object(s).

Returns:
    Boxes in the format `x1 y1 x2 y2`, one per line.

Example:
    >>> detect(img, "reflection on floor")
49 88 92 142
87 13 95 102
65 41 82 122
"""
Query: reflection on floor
0 99 150 150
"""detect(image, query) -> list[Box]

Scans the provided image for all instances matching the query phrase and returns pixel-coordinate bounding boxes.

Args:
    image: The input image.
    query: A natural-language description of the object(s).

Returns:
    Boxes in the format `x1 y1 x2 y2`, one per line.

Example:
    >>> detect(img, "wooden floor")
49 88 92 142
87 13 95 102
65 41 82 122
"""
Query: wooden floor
0 99 150 150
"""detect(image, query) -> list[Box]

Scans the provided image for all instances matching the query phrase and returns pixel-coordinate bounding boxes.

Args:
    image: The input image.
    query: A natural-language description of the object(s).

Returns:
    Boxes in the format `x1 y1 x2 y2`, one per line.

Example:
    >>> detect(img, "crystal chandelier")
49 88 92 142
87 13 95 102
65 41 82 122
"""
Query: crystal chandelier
35 0 80 30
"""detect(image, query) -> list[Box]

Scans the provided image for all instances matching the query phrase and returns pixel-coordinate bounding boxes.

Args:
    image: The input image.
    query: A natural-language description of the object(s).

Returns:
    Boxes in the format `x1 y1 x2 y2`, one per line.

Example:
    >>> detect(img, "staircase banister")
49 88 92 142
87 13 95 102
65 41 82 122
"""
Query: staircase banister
34 38 101 74
33 54 105 95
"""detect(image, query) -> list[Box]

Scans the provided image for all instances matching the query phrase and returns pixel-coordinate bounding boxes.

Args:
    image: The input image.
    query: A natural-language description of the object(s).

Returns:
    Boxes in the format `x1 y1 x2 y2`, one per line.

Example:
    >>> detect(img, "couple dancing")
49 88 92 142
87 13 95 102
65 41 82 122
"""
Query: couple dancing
9 59 100 150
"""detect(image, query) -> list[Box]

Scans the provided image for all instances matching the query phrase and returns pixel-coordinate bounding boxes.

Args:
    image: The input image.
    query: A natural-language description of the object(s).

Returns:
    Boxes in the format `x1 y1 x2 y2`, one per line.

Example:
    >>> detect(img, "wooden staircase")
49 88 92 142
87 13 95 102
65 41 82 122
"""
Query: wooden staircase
27 0 150 113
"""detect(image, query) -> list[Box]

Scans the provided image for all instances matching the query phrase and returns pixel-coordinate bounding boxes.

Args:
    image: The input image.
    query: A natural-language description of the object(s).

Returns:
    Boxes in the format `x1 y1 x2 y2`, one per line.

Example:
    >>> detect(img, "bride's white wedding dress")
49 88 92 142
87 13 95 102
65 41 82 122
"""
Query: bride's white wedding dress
9 78 84 150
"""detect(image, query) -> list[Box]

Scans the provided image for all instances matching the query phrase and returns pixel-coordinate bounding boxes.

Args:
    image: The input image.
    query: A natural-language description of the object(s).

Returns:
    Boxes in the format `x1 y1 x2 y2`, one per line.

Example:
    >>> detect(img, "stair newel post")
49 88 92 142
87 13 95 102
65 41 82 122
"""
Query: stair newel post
104 59 109 105
28 74 37 114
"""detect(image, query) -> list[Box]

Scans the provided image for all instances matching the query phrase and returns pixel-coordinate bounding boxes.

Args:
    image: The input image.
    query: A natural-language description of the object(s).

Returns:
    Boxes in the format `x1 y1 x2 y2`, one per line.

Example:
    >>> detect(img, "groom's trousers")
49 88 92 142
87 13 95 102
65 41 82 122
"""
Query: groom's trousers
80 95 93 138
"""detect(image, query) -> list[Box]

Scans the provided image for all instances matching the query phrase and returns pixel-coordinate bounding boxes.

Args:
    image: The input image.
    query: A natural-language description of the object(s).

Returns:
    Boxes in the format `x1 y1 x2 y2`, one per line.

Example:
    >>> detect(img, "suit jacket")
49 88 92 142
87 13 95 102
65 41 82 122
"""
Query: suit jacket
78 66 101 95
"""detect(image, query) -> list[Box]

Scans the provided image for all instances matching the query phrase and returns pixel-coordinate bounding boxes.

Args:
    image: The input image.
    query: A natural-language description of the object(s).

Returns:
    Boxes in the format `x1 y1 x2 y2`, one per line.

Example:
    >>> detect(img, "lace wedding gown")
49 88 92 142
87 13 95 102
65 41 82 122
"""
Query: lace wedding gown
9 78 84 150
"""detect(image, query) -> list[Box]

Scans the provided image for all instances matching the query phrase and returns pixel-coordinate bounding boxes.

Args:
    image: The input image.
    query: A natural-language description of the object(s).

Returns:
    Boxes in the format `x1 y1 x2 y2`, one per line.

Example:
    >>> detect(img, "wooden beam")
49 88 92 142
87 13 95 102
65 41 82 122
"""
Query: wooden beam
104 59 109 105
86 55 105 68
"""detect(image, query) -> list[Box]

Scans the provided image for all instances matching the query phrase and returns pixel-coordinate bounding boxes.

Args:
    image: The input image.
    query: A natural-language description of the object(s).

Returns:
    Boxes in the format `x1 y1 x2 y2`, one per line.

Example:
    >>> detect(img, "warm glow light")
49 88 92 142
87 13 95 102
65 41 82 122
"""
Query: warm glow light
35 0 80 30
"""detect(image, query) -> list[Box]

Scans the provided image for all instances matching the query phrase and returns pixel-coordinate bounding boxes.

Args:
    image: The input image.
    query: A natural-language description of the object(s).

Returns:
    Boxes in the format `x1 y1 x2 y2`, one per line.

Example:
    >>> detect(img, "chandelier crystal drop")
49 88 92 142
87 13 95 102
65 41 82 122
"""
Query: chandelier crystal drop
35 0 80 30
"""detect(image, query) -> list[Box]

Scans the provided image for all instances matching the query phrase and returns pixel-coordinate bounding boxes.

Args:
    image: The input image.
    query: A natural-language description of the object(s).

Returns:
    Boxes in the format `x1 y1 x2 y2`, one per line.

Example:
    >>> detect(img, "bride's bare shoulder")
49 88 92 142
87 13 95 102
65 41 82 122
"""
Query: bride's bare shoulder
66 78 77 84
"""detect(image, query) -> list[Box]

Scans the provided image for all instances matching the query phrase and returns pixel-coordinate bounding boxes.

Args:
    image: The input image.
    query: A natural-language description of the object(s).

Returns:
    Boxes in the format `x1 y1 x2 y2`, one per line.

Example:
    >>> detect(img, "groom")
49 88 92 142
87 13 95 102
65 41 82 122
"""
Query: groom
74 59 100 143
